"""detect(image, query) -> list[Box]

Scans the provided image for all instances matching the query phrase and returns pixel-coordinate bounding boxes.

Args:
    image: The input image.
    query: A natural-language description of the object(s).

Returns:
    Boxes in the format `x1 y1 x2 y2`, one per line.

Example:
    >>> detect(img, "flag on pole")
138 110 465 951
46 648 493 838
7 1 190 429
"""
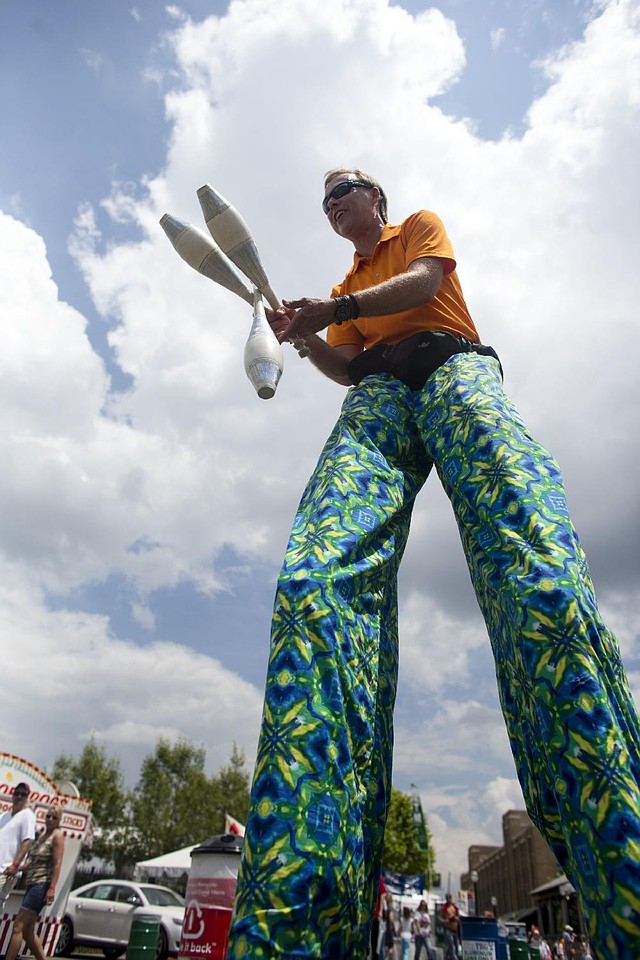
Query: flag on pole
410 785 429 854
224 813 246 837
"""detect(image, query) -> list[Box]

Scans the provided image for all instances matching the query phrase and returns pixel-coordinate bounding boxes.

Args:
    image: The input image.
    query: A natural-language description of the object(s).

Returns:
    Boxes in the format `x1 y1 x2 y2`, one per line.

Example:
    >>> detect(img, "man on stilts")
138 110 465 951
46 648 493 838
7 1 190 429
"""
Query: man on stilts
227 169 640 960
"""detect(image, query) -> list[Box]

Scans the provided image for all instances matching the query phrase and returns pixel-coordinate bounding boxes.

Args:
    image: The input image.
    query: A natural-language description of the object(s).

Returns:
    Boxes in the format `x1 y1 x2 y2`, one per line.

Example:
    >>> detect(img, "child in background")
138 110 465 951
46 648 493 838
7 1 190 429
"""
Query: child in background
399 905 412 960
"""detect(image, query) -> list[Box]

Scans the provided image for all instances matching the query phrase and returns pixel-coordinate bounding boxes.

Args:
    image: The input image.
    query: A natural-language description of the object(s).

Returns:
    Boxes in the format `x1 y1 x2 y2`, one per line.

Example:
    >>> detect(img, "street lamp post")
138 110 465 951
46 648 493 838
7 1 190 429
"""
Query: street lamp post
470 870 479 916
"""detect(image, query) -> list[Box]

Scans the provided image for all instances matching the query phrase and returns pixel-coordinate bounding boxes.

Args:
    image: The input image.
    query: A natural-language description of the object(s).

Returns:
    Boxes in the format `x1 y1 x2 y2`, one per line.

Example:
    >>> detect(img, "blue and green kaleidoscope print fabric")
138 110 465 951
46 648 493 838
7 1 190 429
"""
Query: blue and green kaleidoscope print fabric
227 355 640 960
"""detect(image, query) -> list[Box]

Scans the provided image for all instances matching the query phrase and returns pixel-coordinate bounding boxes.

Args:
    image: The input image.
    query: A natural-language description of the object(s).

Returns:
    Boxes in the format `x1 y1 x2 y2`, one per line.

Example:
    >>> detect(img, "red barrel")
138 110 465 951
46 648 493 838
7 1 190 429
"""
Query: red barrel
178 834 243 960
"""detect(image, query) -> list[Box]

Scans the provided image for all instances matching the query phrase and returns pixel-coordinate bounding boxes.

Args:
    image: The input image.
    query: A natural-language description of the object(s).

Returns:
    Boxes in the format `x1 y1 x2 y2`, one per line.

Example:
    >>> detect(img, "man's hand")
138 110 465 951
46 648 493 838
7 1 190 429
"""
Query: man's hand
266 304 296 340
266 304 310 357
267 299 359 384
281 298 335 341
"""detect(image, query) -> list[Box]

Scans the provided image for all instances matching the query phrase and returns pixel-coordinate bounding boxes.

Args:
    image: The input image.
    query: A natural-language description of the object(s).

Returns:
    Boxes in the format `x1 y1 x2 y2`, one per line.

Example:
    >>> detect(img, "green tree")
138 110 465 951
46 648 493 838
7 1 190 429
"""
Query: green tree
51 737 133 868
51 737 251 870
382 788 436 881
131 738 250 860
211 743 250 826
132 738 208 859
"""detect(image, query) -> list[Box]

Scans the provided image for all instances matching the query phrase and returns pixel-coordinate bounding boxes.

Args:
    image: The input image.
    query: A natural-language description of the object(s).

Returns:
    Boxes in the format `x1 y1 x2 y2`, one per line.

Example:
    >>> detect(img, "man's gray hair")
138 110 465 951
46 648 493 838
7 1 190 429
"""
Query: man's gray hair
324 168 389 224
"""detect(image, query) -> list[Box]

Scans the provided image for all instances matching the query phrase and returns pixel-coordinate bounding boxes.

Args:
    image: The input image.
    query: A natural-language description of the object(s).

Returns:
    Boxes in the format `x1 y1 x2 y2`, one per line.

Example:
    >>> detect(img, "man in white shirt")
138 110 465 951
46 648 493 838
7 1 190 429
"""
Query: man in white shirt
0 783 37 905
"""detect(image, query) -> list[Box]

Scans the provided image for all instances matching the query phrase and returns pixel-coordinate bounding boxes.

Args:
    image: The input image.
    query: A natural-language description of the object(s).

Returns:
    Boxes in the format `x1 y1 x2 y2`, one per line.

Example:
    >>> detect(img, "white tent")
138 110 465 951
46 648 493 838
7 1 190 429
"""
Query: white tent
133 843 201 880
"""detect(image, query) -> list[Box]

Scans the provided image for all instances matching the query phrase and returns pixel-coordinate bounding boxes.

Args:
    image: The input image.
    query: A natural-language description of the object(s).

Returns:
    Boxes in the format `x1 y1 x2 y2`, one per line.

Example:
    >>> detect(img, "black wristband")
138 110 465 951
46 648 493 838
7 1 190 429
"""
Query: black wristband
332 295 351 325
333 294 360 325
347 294 360 320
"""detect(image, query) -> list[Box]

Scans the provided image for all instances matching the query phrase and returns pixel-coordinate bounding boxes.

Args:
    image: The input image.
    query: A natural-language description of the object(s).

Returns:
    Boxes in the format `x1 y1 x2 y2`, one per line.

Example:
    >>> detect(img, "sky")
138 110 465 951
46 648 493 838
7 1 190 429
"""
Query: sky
1 0 639 891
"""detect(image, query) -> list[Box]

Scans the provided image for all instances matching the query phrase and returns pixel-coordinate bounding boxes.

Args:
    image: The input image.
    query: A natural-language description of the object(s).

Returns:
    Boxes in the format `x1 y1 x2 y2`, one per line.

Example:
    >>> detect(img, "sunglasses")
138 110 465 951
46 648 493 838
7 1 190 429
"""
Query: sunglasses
45 813 60 820
322 180 372 215
13 793 28 799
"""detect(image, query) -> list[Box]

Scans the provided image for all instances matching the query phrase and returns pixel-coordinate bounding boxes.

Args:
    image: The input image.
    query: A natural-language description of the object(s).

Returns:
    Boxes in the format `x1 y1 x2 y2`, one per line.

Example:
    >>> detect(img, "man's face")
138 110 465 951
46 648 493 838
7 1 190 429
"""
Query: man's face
12 788 28 811
323 174 378 239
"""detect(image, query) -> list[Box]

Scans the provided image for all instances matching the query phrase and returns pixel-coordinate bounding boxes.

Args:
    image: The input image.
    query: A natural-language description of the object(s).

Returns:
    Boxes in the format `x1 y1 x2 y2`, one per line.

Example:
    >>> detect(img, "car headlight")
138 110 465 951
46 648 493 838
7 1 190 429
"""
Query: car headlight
172 918 183 927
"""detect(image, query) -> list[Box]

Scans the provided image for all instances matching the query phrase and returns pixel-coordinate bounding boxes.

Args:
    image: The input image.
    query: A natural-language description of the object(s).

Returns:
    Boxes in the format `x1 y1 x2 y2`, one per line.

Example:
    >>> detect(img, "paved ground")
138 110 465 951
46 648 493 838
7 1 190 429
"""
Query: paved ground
50 945 447 960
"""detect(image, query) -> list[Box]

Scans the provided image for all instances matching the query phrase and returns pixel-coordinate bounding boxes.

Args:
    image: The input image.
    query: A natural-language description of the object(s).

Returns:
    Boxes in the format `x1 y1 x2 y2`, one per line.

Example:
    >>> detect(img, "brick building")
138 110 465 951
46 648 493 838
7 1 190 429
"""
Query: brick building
461 810 560 920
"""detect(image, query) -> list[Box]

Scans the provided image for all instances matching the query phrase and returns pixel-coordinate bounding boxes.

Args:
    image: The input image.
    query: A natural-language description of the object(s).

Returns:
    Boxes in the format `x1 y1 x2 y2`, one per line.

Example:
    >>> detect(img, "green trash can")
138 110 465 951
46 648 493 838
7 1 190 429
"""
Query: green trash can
127 913 161 960
508 938 530 960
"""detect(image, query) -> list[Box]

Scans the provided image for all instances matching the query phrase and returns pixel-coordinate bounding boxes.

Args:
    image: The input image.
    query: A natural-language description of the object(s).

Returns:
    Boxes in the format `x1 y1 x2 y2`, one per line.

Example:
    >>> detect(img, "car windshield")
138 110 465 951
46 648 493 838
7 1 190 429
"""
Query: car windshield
141 886 184 907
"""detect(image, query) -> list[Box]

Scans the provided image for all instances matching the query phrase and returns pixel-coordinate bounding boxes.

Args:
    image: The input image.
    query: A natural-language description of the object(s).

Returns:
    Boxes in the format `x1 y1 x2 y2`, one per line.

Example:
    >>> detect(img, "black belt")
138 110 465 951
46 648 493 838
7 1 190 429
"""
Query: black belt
347 330 502 391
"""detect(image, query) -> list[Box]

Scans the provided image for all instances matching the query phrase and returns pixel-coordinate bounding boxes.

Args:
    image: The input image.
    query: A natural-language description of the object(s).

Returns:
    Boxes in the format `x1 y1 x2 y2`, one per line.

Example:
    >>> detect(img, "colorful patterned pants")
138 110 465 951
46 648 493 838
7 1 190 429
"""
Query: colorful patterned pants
227 355 640 960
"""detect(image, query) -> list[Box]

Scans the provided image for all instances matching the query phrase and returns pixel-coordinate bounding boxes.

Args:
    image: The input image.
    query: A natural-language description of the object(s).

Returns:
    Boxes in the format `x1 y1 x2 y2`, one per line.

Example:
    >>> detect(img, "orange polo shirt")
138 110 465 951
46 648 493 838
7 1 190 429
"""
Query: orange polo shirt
326 210 479 349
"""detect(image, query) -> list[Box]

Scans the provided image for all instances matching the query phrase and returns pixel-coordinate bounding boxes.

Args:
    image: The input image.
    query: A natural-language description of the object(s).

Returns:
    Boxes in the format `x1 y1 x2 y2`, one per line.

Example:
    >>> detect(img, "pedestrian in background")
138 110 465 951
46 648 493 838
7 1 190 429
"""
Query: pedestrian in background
399 905 412 960
562 925 575 957
382 895 397 959
553 939 566 959
439 894 460 960
370 875 386 959
539 937 553 960
413 899 434 960
0 783 36 906
577 936 593 959
5 804 64 960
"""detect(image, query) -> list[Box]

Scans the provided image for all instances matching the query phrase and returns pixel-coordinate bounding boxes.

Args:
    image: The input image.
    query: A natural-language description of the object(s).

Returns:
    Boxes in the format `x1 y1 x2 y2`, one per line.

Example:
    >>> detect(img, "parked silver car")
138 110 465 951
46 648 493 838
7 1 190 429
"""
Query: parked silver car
55 879 185 960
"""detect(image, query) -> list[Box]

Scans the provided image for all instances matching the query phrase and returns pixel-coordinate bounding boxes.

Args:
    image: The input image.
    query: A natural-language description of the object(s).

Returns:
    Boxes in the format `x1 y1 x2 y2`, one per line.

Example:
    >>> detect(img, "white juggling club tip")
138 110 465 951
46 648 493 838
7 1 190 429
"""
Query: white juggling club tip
160 213 253 305
197 184 310 359
197 184 281 312
244 287 284 400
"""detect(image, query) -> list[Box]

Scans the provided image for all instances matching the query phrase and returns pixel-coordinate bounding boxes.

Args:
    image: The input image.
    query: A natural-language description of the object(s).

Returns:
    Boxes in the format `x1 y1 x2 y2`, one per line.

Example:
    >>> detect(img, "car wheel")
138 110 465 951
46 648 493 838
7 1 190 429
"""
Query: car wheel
155 927 168 960
54 917 74 957
103 950 125 960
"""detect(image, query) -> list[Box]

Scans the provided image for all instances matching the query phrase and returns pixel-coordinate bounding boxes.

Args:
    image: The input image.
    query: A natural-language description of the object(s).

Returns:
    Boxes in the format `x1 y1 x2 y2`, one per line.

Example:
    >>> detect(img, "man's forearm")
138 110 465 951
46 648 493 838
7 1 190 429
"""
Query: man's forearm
283 257 444 342
8 839 32 874
303 335 353 385
350 258 443 317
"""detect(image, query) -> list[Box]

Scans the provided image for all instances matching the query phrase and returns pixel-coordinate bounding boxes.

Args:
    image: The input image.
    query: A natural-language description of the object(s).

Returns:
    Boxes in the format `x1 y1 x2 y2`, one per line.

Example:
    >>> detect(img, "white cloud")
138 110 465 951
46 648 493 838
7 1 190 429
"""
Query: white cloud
0 563 262 780
0 212 108 437
491 26 506 50
80 48 104 73
131 600 157 630
399 591 486 693
0 209 305 596
166 5 185 22
482 776 525 817
411 775 524 887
